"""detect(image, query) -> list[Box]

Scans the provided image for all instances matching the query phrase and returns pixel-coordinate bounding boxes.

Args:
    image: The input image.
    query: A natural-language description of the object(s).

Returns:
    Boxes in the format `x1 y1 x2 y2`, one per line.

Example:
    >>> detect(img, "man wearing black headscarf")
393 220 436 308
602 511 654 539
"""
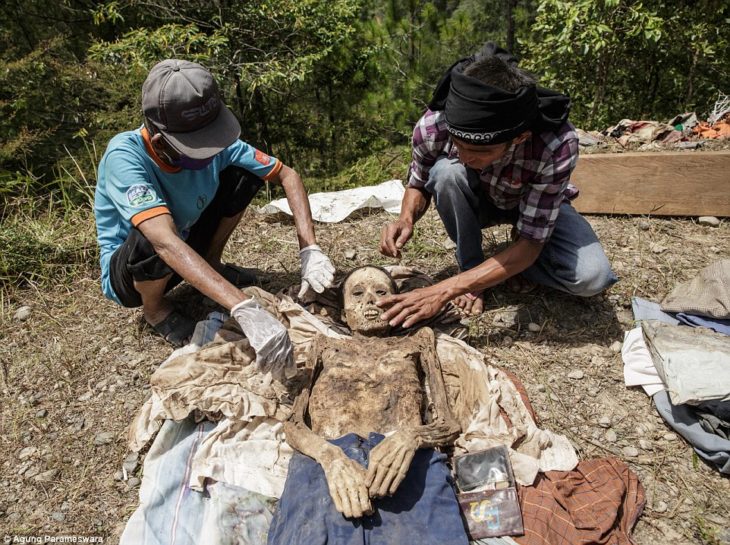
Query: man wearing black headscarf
378 44 616 327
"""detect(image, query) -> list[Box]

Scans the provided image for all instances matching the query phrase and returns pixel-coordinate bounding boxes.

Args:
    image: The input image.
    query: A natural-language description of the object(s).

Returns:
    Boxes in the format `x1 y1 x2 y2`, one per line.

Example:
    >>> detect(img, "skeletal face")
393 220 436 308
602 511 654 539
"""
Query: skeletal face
342 267 394 336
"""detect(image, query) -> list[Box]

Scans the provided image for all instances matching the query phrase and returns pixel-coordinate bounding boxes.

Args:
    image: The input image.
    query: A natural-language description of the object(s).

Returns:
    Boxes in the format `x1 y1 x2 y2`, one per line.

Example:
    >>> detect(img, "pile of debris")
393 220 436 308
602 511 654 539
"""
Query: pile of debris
577 93 730 152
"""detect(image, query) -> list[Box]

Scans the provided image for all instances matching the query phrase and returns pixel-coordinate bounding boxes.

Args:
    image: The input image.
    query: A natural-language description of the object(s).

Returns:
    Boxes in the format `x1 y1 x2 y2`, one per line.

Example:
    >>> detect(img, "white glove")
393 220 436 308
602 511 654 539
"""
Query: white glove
231 298 295 380
298 244 335 298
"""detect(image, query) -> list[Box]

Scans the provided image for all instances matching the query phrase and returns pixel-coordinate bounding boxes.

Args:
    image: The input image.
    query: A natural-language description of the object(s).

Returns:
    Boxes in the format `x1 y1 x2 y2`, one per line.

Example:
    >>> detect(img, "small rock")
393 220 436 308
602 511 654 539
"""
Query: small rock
122 452 139 474
24 466 40 479
442 238 457 250
698 216 720 227
344 249 357 260
527 322 541 333
110 336 122 344
549 393 559 402
18 446 38 460
34 469 59 482
113 470 124 481
599 416 612 428
51 511 65 522
622 446 639 458
94 431 115 446
127 477 141 488
567 370 584 380
77 391 93 402
14 305 32 322
639 439 652 450
501 336 513 347
653 500 668 513
536 384 546 392
610 341 622 353
650 243 667 254
35 409 48 418
605 430 617 442
638 221 650 231
61 501 70 511
663 432 678 441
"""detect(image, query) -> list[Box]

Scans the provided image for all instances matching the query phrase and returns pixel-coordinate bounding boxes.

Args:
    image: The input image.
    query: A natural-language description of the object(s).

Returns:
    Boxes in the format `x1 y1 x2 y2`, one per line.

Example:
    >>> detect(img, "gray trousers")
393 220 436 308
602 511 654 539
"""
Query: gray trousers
424 157 617 297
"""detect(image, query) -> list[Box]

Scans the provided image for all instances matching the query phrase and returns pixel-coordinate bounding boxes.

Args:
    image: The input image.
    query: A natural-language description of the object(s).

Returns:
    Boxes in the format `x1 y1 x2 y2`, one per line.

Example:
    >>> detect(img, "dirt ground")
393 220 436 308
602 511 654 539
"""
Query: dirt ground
1 206 728 544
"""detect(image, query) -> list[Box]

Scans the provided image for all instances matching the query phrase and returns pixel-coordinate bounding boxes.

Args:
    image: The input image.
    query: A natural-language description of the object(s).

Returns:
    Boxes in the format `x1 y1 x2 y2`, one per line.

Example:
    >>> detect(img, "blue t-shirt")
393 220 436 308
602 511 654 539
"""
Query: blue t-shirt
94 128 281 303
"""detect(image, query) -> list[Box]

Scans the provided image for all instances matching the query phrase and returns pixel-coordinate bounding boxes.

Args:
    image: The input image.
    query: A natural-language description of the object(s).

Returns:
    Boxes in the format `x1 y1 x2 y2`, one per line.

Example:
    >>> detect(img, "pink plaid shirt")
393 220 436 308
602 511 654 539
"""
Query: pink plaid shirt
408 109 580 243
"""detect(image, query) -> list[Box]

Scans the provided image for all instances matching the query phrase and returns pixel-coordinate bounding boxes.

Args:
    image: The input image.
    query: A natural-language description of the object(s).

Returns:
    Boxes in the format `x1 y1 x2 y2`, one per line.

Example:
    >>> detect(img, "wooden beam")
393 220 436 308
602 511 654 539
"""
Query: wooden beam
570 151 730 216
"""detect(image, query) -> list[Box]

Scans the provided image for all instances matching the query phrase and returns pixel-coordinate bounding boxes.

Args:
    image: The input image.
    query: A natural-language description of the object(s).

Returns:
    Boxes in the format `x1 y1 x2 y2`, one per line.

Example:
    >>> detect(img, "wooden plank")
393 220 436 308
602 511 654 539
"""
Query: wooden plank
570 151 730 216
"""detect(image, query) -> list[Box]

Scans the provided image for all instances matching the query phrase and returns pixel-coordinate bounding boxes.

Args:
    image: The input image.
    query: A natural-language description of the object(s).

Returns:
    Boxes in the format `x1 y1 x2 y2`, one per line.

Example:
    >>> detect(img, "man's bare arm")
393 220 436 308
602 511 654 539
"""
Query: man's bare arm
270 164 317 249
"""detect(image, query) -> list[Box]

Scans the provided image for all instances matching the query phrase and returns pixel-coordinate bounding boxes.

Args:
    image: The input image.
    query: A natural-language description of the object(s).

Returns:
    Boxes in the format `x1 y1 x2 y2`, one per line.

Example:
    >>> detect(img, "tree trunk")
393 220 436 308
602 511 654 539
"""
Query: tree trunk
506 0 516 53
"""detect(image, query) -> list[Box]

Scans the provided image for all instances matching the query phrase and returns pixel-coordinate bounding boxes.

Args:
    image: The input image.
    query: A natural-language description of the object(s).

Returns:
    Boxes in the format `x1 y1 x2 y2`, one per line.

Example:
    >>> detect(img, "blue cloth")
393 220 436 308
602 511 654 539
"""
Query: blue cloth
631 297 680 325
424 157 617 296
94 128 280 303
267 433 469 545
653 391 730 475
675 313 730 335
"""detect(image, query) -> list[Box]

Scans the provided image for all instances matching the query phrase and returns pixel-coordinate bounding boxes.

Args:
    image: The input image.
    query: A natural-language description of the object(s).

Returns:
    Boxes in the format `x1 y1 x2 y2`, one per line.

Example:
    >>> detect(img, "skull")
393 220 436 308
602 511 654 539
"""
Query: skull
341 267 395 336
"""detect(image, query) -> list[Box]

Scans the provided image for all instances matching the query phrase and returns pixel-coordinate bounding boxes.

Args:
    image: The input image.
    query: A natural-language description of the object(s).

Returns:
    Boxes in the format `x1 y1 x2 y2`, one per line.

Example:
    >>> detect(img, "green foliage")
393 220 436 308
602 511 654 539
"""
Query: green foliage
521 0 730 128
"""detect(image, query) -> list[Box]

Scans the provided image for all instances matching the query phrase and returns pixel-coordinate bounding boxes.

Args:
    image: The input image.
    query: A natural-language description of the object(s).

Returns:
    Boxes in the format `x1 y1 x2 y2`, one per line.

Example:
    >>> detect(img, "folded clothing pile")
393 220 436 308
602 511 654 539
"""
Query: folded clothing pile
622 260 730 474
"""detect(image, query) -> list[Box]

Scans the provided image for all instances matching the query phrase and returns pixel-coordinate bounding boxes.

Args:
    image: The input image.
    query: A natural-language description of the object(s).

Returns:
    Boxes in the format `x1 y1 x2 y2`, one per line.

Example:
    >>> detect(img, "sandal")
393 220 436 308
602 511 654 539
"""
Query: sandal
148 310 196 348
219 263 262 287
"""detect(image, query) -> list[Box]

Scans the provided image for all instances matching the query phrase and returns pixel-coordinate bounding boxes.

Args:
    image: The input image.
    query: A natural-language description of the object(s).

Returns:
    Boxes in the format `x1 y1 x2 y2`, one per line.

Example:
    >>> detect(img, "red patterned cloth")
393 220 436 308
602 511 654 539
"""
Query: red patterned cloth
515 458 645 545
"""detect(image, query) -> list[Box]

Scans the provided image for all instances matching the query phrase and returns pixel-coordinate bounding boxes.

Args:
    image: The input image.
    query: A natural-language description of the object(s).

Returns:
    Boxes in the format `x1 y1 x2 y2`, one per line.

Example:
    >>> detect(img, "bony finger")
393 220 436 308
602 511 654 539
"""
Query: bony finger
338 485 354 518
377 464 401 497
358 485 373 516
388 467 410 496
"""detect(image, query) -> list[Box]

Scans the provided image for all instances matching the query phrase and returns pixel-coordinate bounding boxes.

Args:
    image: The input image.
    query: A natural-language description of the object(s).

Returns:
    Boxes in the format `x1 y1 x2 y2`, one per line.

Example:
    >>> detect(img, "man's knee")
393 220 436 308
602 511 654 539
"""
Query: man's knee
568 248 618 297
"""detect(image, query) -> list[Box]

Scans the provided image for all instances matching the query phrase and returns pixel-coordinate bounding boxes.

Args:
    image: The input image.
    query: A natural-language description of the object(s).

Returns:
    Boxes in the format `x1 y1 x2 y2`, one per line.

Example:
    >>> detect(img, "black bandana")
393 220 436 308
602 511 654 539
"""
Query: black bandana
428 43 571 145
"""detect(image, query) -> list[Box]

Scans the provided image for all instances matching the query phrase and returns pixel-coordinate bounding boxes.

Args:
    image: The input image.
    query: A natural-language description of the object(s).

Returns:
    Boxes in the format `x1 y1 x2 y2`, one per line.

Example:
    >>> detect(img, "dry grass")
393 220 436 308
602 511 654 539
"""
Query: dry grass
0 207 728 543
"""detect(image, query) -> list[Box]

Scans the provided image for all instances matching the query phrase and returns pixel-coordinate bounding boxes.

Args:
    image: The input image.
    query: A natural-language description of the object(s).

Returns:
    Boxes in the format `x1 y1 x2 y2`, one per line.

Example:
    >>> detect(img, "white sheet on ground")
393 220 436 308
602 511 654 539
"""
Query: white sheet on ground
622 326 665 396
259 179 404 222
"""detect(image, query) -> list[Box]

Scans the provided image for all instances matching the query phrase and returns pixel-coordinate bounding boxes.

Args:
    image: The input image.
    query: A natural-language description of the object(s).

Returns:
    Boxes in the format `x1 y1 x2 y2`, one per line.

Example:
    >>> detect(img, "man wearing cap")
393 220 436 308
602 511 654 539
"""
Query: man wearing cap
94 59 334 364
378 44 616 328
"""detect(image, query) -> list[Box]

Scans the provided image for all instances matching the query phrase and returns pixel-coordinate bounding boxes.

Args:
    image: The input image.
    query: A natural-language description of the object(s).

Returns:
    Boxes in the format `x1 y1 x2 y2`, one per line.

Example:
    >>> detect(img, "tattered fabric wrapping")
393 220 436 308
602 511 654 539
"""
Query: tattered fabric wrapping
428 42 571 145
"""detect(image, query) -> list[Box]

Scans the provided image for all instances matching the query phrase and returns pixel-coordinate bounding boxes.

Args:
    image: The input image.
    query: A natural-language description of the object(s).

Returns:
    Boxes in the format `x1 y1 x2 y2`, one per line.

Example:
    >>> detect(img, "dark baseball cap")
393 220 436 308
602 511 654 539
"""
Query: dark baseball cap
142 59 241 160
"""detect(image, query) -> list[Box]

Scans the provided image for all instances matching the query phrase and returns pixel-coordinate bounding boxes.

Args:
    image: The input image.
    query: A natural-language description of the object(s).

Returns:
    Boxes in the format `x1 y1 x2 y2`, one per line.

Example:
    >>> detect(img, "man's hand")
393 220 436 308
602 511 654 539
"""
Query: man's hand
298 244 335 298
366 430 418 498
376 284 449 328
380 219 414 258
323 456 373 518
231 298 295 379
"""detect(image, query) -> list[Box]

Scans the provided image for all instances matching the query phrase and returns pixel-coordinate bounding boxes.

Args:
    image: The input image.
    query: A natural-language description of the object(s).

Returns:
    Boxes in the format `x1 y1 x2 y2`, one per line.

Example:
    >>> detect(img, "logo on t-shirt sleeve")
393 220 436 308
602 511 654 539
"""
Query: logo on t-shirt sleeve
126 184 157 208
254 149 271 166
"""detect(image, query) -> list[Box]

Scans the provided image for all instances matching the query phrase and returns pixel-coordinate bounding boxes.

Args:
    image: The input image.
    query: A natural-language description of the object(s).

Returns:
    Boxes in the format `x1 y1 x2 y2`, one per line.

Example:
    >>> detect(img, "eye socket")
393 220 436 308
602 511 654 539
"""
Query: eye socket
375 289 387 296
352 289 365 297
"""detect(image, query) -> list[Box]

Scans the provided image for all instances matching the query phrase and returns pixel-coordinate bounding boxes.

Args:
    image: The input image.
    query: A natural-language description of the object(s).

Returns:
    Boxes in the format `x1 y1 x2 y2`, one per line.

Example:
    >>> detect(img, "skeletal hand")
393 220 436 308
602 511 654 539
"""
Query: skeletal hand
366 430 418 498
323 455 373 518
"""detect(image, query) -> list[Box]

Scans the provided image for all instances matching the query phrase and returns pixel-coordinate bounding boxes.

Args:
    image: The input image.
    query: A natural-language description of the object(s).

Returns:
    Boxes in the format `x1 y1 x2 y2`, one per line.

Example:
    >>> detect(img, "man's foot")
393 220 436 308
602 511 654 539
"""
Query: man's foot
505 274 536 294
453 290 485 315
147 310 196 348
